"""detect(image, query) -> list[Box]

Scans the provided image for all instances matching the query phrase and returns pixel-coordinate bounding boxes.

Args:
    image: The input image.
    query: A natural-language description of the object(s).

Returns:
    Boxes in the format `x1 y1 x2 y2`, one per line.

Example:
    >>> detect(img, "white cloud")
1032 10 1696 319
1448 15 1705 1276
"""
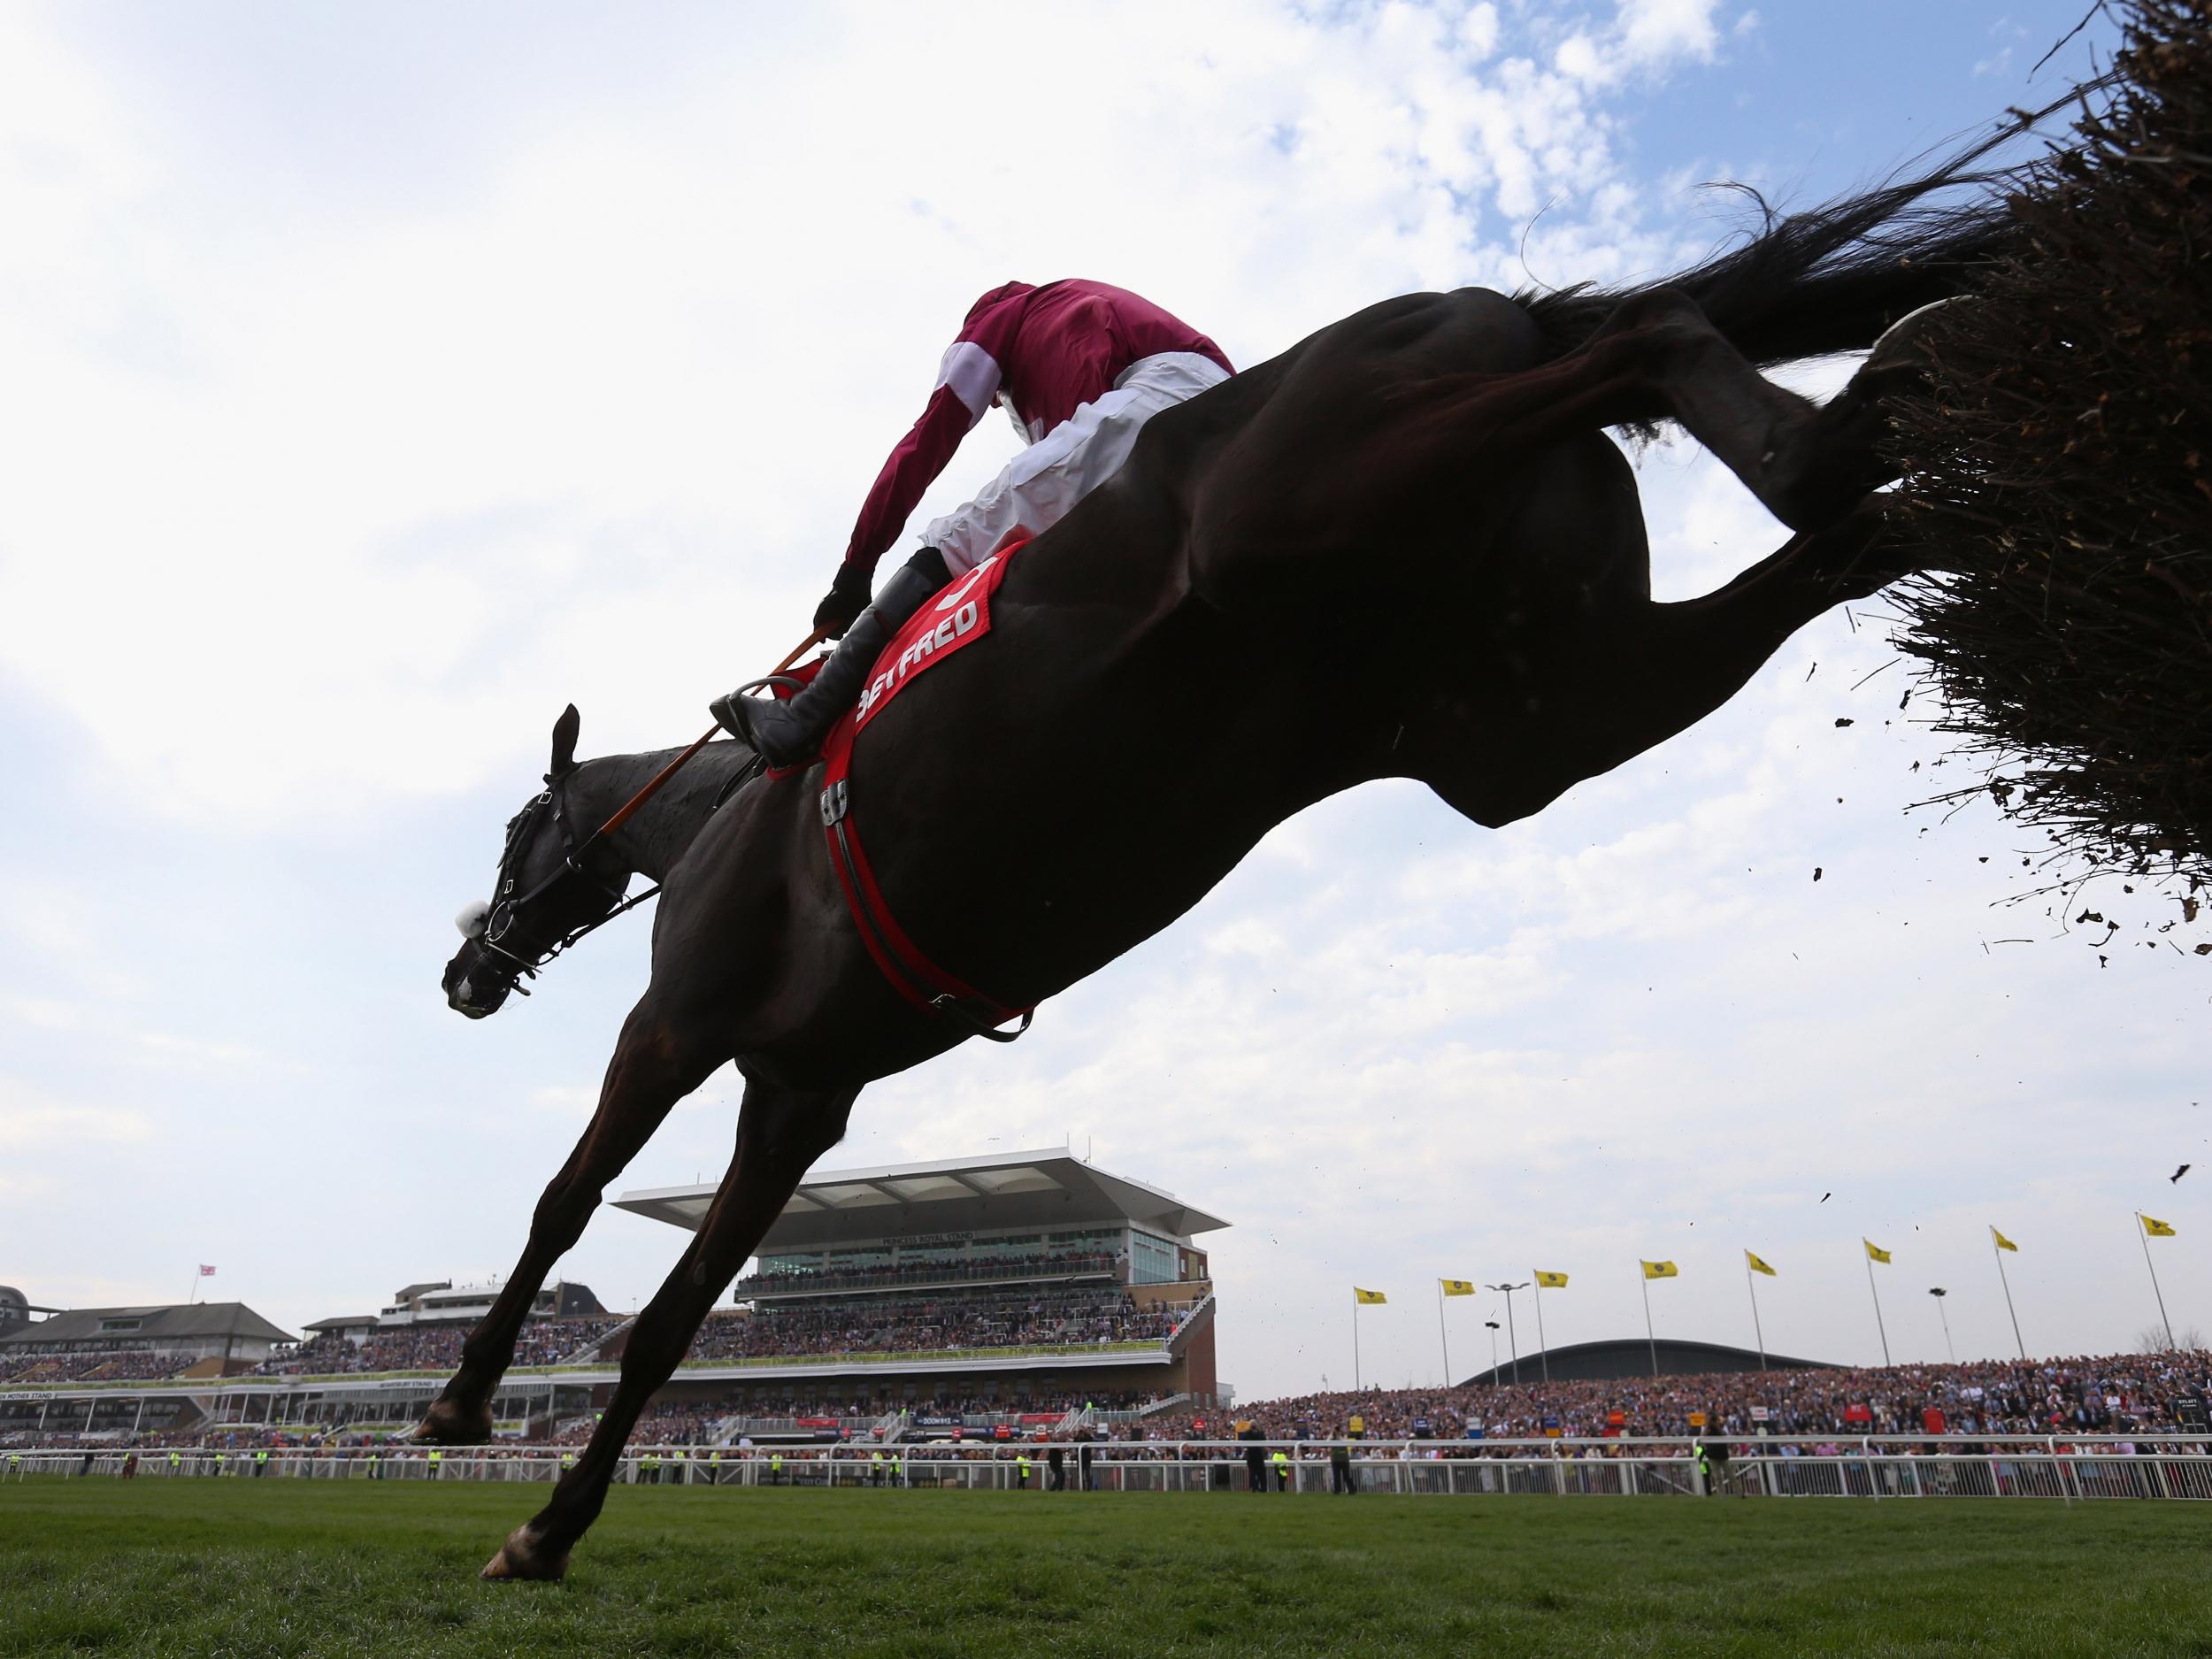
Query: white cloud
0 0 1736 830
0 1079 152 1149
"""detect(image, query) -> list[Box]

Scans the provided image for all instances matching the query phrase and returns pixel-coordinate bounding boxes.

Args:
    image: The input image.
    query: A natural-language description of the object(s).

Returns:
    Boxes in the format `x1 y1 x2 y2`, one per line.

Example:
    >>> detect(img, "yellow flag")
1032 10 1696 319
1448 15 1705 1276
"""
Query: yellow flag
1354 1287 1388 1304
1746 1250 1778 1277
1535 1271 1569 1289
1439 1279 1476 1296
1991 1226 2018 1253
2142 1215 2177 1238
1641 1260 1678 1279
1865 1240 1892 1264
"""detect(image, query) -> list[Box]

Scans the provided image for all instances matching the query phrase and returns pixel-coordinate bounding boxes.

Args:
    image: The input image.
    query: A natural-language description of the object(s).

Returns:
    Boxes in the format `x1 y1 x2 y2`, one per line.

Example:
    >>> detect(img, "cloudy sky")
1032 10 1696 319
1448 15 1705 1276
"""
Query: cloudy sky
4 0 2199 1402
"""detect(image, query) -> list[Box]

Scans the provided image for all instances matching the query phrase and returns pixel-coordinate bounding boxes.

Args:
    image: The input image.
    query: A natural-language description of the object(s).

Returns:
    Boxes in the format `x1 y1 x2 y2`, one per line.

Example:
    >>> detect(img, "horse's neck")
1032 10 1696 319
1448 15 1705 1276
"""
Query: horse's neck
572 745 749 882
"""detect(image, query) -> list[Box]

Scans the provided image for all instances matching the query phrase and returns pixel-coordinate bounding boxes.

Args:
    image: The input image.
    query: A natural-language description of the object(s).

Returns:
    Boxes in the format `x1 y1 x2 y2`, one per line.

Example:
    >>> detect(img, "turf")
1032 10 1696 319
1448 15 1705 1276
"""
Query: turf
3 1479 2208 1658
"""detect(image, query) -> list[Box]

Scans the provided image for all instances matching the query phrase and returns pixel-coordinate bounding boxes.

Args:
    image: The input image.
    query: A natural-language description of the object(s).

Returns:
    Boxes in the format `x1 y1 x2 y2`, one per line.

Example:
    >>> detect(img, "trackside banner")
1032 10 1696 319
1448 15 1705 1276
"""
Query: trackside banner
854 541 1025 732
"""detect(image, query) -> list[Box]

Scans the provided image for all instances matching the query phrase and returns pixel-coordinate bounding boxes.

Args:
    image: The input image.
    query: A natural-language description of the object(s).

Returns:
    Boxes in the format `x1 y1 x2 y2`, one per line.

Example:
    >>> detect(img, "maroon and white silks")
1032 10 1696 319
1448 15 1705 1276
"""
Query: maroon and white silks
842 280 1233 578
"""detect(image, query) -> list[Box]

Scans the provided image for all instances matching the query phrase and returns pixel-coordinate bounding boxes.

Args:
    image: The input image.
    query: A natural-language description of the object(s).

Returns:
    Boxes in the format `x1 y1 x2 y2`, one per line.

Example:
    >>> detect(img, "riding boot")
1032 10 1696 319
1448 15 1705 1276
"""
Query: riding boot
710 548 954 766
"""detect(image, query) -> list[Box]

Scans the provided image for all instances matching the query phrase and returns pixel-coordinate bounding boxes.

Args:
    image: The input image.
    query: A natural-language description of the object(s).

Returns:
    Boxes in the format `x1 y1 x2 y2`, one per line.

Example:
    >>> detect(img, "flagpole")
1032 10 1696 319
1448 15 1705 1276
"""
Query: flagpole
1992 1228 2026 1360
185 1269 198 1307
1746 1255 1768 1371
1532 1272 1549 1383
1353 1294 1362 1392
1864 1249 1891 1366
1640 1268 1657 1379
1437 1281 1451 1386
2137 1213 2176 1349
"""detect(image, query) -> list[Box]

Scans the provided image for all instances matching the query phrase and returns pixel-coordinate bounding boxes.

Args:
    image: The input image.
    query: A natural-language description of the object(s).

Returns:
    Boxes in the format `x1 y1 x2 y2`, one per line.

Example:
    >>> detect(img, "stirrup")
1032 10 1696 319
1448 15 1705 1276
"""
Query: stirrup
711 673 807 732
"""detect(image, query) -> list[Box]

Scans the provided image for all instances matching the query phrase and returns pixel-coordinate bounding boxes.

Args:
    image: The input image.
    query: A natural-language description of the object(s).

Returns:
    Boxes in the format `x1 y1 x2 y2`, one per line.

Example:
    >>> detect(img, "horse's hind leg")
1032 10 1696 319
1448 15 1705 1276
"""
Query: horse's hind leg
481 1074 856 1581
1354 290 1906 537
1565 290 1912 532
417 1000 731 1444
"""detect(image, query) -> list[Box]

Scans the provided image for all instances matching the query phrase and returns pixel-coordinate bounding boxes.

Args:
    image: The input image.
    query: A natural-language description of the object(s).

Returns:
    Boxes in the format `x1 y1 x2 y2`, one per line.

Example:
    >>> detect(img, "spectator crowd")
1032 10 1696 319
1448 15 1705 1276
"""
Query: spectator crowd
735 1248 1123 1298
677 1288 1188 1364
1144 1350 2212 1443
252 1317 625 1378
0 1349 195 1384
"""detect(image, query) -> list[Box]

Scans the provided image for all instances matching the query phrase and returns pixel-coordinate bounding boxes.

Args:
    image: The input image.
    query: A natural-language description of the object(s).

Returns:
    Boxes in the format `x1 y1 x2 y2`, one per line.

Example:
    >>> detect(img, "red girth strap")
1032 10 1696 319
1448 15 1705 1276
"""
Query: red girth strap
816 718 1032 1042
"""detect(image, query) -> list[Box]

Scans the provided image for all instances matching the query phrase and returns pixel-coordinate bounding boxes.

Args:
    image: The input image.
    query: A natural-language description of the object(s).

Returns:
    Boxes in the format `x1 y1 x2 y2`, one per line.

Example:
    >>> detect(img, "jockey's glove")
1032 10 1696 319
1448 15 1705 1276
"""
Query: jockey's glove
813 560 877 638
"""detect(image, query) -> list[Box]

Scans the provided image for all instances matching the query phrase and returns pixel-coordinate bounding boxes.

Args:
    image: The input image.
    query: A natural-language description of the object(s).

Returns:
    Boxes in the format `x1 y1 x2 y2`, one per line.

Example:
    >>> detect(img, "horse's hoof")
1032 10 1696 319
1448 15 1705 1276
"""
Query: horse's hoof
1863 297 1957 377
417 1400 494 1446
480 1526 568 1582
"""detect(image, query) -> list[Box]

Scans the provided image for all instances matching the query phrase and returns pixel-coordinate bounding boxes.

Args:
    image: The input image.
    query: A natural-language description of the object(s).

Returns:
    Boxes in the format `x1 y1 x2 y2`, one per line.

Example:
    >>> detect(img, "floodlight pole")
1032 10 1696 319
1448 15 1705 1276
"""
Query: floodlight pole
1928 1287 1955 1363
1486 1284 1526 1385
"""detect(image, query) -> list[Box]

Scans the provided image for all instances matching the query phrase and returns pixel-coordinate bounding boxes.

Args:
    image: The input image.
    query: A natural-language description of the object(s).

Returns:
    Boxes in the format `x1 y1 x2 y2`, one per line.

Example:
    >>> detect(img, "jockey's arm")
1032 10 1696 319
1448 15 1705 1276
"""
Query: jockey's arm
827 342 1003 633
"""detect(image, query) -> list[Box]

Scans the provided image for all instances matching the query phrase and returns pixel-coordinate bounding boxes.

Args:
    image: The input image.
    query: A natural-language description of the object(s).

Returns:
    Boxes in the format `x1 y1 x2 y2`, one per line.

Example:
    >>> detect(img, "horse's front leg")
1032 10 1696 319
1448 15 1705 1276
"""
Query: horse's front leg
1557 504 1896 780
480 1074 857 1582
416 1000 730 1444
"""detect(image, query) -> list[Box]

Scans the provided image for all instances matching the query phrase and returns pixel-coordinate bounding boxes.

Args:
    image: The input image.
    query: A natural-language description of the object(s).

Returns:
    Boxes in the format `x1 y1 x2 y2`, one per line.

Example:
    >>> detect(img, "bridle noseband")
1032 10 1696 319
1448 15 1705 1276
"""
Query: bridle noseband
472 772 659 996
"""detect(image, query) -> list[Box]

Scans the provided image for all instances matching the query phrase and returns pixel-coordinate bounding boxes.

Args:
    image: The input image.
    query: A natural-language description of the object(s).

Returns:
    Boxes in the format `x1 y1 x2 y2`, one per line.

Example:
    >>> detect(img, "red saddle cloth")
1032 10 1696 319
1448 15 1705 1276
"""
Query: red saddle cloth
766 541 1024 764
773 541 1032 1033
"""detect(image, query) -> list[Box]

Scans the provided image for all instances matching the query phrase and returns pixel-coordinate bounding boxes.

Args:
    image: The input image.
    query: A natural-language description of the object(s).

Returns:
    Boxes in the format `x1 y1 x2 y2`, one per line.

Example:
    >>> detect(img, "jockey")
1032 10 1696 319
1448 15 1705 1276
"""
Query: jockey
711 279 1233 764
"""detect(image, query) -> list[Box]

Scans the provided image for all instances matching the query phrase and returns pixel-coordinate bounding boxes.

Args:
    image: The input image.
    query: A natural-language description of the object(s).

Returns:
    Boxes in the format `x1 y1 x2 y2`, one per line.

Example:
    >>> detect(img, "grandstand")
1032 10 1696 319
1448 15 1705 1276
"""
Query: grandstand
0 1148 1226 1448
611 1146 1226 1438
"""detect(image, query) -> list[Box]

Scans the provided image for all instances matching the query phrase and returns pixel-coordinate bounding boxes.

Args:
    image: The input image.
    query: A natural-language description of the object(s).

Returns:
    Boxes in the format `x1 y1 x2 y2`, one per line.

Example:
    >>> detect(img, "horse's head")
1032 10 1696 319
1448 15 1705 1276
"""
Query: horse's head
443 704 632 1019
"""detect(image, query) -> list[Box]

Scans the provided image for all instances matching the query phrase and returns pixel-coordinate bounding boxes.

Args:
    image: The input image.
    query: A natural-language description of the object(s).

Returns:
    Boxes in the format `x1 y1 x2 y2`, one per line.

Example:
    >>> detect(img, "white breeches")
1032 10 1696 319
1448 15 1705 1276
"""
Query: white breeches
923 351 1230 574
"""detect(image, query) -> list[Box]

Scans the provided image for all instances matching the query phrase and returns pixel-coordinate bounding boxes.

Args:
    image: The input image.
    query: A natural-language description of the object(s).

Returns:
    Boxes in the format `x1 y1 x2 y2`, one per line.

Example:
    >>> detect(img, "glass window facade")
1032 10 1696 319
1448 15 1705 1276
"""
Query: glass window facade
1130 1230 1180 1285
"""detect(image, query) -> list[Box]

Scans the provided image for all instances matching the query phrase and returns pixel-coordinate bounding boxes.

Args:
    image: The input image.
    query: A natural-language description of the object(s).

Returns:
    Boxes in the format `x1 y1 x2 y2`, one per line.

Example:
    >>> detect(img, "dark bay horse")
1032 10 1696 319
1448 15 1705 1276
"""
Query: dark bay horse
434 151 2015 1578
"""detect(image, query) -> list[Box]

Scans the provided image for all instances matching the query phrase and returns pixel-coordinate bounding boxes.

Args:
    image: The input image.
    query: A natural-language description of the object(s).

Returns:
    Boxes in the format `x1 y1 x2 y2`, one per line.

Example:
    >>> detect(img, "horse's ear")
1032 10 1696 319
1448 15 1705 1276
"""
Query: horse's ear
550 704 580 777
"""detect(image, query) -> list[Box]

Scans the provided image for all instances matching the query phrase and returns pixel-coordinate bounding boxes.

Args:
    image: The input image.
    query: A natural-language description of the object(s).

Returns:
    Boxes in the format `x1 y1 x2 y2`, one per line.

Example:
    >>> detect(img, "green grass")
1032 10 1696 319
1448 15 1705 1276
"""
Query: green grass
3 1478 2208 1657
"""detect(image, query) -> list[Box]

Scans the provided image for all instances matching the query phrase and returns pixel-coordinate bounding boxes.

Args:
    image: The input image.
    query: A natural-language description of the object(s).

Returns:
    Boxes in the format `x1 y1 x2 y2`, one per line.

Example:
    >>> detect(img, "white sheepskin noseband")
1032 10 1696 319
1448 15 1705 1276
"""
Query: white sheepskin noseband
455 898 492 939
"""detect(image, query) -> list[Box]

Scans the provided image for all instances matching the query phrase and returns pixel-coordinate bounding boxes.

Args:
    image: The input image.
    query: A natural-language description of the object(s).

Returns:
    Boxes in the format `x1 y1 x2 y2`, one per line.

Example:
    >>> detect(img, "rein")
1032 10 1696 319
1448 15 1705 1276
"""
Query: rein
473 630 825 992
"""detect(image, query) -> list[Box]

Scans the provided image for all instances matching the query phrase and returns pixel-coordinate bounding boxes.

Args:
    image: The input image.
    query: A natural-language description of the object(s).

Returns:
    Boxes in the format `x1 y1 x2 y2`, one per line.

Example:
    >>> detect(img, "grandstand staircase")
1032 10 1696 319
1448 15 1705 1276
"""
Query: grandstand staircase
564 1317 634 1366
872 1407 908 1445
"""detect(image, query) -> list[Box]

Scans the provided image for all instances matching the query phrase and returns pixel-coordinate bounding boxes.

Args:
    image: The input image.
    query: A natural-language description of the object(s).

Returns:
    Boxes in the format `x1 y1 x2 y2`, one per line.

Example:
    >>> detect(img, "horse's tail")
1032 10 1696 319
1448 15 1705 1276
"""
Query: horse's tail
1515 96 2074 369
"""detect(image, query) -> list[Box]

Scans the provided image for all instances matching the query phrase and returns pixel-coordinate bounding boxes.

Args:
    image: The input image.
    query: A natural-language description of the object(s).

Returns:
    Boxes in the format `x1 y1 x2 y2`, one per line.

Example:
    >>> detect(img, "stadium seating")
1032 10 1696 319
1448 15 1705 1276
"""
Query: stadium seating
251 1317 625 1377
0 1349 195 1384
734 1249 1120 1297
671 1287 1188 1364
1142 1351 2212 1441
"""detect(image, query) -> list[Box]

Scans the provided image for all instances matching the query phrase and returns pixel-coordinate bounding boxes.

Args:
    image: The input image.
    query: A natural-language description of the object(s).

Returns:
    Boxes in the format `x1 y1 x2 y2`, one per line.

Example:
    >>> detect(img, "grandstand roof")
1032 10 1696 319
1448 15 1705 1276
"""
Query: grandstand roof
0 1301 293 1349
615 1146 1229 1249
1460 1336 1839 1386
